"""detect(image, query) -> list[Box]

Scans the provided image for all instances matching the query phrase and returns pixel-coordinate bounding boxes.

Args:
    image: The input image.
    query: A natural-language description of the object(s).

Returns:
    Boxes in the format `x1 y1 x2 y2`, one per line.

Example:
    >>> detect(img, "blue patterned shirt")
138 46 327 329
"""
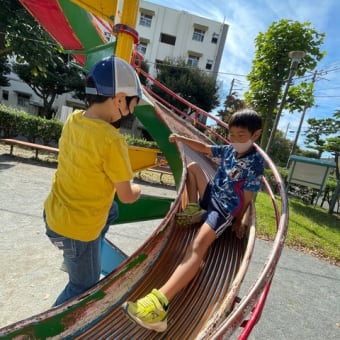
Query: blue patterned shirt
210 144 264 217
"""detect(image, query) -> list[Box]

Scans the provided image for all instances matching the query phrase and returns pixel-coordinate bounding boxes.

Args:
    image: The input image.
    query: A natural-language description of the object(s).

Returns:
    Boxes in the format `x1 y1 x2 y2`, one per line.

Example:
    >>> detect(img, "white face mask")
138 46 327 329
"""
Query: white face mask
230 139 253 154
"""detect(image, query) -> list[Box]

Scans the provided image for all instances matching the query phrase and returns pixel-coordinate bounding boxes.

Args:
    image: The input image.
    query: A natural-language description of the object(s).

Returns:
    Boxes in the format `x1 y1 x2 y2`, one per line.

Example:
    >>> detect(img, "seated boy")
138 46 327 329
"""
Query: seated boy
122 109 264 332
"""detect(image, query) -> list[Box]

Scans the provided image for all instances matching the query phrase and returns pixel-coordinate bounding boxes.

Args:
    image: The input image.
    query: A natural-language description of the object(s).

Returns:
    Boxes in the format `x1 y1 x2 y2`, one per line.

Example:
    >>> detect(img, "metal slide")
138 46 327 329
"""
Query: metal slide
0 1 289 338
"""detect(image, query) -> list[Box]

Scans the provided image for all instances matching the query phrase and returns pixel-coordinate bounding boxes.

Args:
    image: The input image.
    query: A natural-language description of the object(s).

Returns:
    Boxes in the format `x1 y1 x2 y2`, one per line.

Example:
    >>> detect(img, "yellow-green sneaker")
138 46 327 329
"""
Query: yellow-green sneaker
176 203 205 226
122 289 168 332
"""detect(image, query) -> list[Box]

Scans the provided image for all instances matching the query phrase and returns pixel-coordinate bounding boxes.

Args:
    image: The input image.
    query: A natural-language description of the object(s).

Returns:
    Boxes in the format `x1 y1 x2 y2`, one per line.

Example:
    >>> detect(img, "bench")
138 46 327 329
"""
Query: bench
138 164 172 184
0 138 59 159
149 164 172 184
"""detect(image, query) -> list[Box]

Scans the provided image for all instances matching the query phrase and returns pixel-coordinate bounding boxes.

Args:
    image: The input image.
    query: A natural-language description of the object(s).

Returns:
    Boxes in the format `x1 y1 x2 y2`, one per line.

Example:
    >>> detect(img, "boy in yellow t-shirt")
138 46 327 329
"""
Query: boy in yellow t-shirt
44 56 142 306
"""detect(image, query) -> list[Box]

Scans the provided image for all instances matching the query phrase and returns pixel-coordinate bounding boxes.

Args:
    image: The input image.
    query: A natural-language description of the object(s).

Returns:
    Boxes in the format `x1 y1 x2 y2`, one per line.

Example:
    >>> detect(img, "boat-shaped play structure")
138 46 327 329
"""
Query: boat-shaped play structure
0 1 289 338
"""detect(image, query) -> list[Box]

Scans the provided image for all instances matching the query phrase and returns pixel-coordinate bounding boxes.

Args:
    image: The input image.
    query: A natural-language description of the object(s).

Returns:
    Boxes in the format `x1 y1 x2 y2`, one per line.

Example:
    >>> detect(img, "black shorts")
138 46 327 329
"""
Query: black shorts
200 182 234 237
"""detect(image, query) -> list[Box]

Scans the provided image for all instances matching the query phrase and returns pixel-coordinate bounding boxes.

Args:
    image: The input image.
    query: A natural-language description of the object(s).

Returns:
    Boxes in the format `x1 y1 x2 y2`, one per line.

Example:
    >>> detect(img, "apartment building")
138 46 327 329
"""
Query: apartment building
137 1 228 79
0 1 228 132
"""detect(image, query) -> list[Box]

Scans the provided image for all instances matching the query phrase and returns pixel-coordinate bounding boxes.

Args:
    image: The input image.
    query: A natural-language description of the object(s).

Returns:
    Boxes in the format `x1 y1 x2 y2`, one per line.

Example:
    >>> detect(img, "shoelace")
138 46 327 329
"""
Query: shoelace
137 294 161 313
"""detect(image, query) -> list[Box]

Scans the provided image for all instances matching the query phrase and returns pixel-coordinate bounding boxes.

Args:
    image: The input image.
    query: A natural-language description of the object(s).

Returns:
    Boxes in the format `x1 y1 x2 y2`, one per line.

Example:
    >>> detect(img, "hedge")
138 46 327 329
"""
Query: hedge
0 104 158 149
0 104 62 146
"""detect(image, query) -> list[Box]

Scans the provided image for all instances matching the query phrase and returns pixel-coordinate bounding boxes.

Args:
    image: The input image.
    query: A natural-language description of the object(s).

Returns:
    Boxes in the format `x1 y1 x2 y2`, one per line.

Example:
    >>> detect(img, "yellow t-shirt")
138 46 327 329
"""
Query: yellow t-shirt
44 110 133 241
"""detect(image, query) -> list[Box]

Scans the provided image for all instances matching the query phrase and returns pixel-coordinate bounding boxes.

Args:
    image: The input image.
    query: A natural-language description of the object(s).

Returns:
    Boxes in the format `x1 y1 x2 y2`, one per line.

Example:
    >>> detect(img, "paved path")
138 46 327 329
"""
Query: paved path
0 153 339 339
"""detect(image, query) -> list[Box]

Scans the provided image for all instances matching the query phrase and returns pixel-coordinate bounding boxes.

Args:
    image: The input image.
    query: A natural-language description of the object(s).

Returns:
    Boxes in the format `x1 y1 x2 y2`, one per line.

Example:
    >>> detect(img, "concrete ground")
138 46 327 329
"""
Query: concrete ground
0 152 339 339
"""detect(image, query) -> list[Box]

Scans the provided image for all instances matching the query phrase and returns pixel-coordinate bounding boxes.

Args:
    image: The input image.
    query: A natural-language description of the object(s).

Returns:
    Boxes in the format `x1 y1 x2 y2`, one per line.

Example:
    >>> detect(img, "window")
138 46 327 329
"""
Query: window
17 93 30 107
139 12 152 27
192 28 205 42
137 42 148 55
211 32 219 44
206 59 213 70
2 90 9 101
160 33 176 46
188 55 200 67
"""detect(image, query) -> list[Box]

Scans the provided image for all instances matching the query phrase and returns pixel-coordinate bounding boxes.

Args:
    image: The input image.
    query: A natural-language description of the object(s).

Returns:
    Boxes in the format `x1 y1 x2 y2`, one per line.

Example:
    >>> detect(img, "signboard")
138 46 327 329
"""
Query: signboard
287 155 336 205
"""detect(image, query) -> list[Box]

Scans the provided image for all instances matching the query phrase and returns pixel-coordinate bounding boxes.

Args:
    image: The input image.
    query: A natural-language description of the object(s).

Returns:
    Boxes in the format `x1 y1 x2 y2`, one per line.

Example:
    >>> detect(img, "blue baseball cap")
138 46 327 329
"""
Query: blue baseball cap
85 56 142 98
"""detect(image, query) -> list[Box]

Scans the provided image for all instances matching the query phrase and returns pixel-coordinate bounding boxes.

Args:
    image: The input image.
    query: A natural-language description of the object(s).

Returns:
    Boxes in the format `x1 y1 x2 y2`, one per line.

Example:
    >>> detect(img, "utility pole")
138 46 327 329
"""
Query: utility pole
228 78 235 96
286 70 318 168
265 51 306 154
284 122 291 138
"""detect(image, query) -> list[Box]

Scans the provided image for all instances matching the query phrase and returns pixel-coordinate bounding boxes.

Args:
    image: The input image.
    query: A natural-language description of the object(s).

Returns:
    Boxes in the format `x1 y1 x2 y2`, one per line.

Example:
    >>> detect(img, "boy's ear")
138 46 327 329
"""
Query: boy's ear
115 92 126 103
253 129 262 140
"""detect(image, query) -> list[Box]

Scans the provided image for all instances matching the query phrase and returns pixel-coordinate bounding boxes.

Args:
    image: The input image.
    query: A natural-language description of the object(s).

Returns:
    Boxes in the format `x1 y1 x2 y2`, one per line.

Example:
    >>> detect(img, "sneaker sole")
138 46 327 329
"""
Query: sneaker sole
121 302 167 333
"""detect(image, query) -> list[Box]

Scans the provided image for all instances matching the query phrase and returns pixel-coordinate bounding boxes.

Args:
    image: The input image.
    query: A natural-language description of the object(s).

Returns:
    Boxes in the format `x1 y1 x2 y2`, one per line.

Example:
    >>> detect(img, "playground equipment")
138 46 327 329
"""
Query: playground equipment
0 1 289 338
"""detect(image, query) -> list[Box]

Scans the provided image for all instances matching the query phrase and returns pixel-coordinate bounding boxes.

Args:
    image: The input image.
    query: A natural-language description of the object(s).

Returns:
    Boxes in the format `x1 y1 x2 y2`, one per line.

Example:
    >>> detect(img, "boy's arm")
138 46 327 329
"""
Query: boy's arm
232 190 254 239
169 133 212 155
115 181 141 203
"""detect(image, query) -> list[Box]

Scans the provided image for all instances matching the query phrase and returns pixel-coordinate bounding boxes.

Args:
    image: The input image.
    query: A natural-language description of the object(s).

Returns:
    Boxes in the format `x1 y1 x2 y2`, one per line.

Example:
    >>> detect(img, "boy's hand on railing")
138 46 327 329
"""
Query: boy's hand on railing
232 221 246 239
169 133 180 143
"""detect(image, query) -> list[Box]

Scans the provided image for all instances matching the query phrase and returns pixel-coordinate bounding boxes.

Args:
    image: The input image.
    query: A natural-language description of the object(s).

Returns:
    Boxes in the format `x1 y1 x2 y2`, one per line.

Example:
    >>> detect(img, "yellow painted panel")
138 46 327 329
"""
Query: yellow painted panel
70 0 118 24
128 145 160 173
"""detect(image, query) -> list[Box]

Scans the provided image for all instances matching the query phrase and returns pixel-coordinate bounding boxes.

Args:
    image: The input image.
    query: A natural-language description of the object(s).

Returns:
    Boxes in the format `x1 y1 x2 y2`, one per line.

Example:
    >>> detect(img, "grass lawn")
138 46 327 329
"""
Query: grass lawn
255 191 340 266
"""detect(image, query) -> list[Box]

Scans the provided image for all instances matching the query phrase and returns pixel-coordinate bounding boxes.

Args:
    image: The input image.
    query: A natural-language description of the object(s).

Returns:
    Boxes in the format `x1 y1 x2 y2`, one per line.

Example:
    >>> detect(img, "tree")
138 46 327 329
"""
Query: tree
1 0 85 118
0 56 10 86
270 130 295 167
13 58 85 119
0 0 23 84
325 136 340 214
217 93 247 122
151 57 219 122
323 111 340 214
301 112 340 214
304 116 339 158
211 93 247 140
136 59 150 86
298 149 319 159
244 19 325 151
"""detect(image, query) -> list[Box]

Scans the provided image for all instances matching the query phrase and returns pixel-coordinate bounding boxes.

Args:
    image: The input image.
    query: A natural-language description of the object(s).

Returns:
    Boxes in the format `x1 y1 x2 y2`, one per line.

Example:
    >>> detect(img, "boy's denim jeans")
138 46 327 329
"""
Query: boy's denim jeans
44 201 119 306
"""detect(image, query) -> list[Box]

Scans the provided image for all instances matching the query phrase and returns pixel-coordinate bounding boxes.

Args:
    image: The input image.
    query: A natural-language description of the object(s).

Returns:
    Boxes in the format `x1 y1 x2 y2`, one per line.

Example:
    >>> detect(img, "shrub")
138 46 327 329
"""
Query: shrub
0 104 63 145
0 105 157 149
263 166 288 194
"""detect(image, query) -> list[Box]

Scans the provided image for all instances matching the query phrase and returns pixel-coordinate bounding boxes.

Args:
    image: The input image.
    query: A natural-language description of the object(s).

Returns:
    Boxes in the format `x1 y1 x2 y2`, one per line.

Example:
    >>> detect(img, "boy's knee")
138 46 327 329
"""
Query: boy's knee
187 162 202 176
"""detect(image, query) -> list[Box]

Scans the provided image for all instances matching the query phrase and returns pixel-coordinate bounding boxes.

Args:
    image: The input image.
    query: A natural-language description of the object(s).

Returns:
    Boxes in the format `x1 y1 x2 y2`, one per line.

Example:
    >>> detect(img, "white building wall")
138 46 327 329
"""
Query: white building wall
138 1 228 79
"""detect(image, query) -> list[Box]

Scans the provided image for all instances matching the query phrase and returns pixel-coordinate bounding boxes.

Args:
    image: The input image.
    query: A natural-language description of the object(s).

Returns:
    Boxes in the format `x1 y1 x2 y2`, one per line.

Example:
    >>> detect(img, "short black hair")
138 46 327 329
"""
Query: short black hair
228 109 262 134
85 77 111 106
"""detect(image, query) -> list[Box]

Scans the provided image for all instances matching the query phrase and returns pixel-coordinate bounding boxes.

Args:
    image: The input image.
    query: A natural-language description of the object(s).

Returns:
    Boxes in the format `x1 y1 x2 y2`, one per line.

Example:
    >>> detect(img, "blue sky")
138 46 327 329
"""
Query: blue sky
148 0 340 151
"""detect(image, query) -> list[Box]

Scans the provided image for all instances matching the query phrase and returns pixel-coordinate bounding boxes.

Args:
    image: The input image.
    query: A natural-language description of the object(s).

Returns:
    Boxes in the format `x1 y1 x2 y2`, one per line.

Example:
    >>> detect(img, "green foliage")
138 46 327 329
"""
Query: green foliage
0 105 158 149
218 94 247 120
267 130 292 166
0 104 62 145
151 57 219 114
0 105 21 137
305 115 340 158
1 0 86 119
124 134 158 149
4 0 62 73
263 166 288 194
13 57 86 119
298 149 319 158
0 0 23 82
244 19 325 150
138 59 150 86
285 80 315 112
0 56 10 86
